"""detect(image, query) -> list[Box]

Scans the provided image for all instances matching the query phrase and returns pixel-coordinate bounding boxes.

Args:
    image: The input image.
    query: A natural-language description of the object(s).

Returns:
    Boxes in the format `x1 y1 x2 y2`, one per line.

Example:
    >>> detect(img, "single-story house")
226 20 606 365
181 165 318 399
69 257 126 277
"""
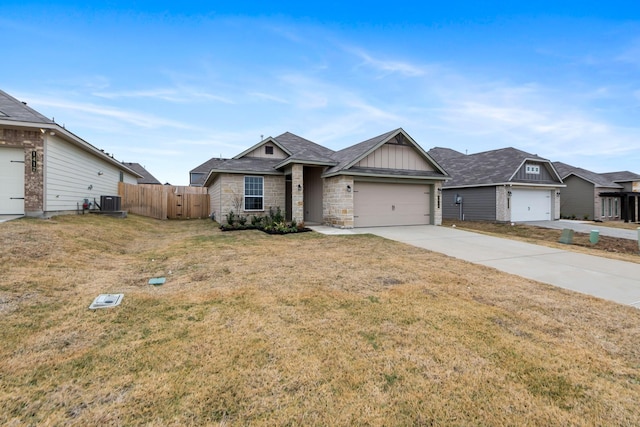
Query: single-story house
122 162 162 185
552 162 626 221
428 147 564 222
599 171 640 222
0 89 141 217
191 128 450 228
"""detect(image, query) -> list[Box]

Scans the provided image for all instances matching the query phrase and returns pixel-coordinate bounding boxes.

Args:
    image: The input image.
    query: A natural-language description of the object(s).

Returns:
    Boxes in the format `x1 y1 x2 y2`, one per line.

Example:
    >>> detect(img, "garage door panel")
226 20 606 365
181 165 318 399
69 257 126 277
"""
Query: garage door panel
511 189 550 222
0 148 25 215
354 182 430 227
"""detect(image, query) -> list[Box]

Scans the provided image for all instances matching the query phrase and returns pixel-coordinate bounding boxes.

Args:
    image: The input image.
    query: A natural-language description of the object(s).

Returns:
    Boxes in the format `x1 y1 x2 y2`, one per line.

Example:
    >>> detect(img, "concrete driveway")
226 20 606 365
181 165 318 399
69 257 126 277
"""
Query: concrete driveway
310 225 640 308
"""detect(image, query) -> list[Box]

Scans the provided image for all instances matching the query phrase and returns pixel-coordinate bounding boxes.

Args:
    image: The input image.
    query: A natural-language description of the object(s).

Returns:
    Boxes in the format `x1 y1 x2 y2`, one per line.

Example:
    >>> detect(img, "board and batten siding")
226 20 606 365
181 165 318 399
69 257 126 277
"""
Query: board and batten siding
244 143 288 159
441 187 496 221
560 176 595 220
513 161 557 183
355 144 434 171
44 135 137 212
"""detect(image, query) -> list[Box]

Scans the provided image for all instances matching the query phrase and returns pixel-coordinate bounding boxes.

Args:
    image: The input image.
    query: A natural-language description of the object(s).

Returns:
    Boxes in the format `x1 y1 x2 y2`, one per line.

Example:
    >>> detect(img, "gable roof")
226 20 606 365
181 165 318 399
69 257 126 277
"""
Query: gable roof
122 162 162 185
0 90 55 125
199 128 449 186
429 146 561 187
324 128 449 178
600 171 640 183
553 162 622 188
233 132 337 167
0 89 141 178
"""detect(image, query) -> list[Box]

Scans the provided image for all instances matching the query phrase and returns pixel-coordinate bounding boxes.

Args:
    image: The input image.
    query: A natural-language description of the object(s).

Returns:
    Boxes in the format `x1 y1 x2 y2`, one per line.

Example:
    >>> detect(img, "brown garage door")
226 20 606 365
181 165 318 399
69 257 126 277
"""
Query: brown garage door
354 182 430 227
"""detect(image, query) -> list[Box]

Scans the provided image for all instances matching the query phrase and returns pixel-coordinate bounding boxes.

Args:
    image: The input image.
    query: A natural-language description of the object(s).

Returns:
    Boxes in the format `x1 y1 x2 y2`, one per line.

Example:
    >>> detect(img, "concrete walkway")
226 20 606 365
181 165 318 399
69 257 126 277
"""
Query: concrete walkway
309 225 640 308
525 220 639 240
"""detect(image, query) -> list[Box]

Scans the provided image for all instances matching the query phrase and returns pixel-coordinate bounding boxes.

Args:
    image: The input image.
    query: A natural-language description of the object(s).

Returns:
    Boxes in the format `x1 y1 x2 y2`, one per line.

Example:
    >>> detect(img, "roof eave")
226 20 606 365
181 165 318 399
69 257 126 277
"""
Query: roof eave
4 120 142 177
323 169 450 181
275 158 338 169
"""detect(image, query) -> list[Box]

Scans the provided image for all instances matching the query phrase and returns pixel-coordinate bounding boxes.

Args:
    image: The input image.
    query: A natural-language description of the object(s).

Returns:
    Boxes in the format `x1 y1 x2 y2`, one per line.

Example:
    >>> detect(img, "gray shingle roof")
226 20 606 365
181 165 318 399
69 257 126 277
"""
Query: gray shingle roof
122 162 162 185
0 90 54 124
553 162 622 188
197 128 448 185
600 171 640 182
429 147 557 187
207 157 283 174
273 132 336 163
325 129 399 174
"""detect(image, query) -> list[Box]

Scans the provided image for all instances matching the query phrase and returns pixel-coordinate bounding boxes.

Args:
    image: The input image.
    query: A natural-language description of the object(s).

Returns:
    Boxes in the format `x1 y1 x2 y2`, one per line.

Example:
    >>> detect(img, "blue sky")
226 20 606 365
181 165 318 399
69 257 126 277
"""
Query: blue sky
3 1 640 185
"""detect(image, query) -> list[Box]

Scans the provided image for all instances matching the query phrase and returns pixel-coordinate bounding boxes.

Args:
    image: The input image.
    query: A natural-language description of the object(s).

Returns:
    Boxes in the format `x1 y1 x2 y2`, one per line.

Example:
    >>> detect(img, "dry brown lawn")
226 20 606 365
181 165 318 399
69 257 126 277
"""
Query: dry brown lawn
1 214 640 426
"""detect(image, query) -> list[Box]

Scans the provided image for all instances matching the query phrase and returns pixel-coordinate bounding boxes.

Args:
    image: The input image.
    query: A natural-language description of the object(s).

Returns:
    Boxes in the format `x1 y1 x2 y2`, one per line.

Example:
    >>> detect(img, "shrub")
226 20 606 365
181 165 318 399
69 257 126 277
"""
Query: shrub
226 211 236 226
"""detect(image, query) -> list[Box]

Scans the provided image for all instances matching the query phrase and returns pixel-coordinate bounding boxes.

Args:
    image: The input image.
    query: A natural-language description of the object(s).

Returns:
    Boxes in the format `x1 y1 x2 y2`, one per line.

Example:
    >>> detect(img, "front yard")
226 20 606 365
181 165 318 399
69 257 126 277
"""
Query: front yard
1 215 640 425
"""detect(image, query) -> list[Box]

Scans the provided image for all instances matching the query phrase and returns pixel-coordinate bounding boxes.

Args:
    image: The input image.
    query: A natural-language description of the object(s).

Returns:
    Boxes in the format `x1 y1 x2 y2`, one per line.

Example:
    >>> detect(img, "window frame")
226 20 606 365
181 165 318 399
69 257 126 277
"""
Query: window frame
243 176 264 211
265 145 274 155
525 164 541 175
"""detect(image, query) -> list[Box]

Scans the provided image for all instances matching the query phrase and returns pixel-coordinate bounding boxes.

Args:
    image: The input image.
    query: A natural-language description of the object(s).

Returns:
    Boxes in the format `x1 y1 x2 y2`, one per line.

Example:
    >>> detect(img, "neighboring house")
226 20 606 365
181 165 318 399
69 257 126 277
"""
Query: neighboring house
122 162 162 185
192 128 450 228
599 171 640 222
428 147 564 222
553 162 625 221
0 89 141 217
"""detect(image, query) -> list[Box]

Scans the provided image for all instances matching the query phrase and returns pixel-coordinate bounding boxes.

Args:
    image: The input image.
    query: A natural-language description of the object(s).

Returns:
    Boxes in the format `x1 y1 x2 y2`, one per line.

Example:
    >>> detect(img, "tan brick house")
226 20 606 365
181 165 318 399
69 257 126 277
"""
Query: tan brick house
0 89 141 217
191 129 449 228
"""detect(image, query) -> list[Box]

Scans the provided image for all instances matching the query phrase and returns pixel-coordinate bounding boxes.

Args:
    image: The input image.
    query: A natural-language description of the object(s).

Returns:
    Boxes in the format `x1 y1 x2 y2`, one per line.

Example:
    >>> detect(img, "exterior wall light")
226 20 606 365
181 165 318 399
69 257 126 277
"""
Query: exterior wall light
507 191 512 197
346 185 352 192
556 191 561 197
98 171 104 176
297 184 302 191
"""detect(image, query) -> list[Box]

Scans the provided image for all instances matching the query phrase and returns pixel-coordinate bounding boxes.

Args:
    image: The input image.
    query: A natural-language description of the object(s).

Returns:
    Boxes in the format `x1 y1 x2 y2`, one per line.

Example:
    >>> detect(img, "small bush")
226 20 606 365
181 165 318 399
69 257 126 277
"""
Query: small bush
226 211 236 226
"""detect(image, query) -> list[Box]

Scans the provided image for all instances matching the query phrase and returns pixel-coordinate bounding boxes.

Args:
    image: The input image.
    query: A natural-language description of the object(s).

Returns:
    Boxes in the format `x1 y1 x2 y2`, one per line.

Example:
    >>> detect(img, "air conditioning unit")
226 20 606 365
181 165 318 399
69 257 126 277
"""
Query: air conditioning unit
100 195 121 211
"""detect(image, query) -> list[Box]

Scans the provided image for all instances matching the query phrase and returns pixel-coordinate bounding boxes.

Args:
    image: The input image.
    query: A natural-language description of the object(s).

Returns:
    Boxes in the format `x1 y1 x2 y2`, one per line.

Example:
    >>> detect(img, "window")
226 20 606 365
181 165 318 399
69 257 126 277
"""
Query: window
119 171 124 182
265 146 274 155
244 176 264 210
614 198 619 217
525 164 540 175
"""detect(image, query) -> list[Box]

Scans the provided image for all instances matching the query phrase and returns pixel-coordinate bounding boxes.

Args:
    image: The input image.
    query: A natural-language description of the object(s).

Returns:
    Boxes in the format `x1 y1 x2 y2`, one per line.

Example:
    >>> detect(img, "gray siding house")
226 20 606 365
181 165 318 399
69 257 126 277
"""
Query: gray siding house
428 147 564 222
0 89 141 217
553 162 624 221
191 129 450 228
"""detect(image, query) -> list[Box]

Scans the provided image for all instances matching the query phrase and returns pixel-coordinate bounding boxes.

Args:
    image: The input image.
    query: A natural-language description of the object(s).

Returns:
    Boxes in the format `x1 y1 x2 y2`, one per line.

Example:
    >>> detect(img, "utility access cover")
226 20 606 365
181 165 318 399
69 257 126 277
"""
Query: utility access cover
89 294 124 310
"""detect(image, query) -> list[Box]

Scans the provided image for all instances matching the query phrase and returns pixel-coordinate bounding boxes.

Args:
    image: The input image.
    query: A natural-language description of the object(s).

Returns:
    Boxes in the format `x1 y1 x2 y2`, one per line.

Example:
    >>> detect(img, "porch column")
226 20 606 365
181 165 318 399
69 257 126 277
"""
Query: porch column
291 164 304 223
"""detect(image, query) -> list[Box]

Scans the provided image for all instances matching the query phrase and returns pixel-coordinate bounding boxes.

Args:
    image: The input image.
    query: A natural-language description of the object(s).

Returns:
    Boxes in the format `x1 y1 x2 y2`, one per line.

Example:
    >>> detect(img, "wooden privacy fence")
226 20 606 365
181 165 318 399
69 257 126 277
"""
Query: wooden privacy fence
118 183 209 220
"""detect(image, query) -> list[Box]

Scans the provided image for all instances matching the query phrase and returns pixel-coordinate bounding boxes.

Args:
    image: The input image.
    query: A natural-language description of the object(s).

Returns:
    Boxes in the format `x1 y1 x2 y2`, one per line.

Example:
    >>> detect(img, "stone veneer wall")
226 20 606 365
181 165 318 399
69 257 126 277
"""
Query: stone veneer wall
323 175 354 228
0 127 44 215
291 164 304 223
495 186 509 222
219 174 285 220
433 181 443 225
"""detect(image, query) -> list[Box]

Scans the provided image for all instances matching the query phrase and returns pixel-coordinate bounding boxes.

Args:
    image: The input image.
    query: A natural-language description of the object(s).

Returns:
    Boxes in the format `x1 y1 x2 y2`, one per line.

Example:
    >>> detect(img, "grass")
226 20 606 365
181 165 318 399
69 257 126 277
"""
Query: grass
2 214 640 425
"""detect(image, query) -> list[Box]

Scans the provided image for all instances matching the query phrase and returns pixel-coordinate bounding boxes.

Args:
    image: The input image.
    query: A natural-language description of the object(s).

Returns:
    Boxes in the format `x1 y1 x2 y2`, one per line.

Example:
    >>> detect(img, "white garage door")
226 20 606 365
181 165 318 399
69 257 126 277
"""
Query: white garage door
354 182 430 227
0 148 25 215
511 189 551 222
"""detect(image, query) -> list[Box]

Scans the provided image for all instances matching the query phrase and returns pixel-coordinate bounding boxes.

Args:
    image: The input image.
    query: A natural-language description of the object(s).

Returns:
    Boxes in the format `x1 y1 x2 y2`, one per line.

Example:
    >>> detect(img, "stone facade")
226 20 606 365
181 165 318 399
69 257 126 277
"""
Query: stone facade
496 186 510 222
0 127 44 215
291 164 304 223
218 174 285 221
433 181 443 226
322 175 354 228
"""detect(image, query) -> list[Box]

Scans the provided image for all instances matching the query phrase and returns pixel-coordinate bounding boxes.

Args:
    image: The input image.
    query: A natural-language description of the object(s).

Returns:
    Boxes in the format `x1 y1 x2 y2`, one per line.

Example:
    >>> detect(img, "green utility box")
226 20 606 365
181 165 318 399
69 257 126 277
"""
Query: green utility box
590 230 599 244
559 228 574 244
